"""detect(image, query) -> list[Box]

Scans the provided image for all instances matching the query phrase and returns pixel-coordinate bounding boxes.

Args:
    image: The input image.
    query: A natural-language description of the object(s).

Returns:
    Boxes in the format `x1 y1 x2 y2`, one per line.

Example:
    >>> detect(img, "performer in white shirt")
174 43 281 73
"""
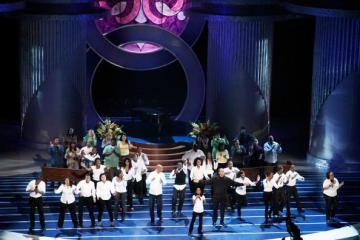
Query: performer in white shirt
112 171 127 221
80 141 93 160
203 152 217 178
76 174 96 227
134 147 149 197
323 171 344 224
182 144 205 192
224 161 240 211
263 135 282 167
120 158 135 211
96 173 115 227
82 148 100 167
132 155 147 205
188 187 206 236
190 157 209 193
234 170 260 219
86 158 106 186
146 164 166 224
54 177 78 228
263 171 274 223
272 165 288 220
170 162 187 217
26 175 46 232
285 164 305 216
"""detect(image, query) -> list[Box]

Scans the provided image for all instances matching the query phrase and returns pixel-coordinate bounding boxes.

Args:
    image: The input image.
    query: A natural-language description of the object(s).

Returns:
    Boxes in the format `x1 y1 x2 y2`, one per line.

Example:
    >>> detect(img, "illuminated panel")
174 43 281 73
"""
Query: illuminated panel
95 0 191 53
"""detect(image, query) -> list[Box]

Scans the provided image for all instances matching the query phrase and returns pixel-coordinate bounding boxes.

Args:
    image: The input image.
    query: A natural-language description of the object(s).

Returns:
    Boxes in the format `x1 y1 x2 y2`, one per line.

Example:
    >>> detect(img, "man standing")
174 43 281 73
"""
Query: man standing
26 175 46 233
146 164 167 224
272 165 287 220
285 164 305 216
134 147 149 196
224 161 240 211
202 168 243 226
76 174 96 227
170 162 187 217
264 135 282 167
48 137 65 167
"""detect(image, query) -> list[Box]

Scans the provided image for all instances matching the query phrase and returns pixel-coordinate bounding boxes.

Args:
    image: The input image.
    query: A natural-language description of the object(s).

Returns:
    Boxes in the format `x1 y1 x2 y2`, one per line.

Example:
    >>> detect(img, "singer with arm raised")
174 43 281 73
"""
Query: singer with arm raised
323 171 344 224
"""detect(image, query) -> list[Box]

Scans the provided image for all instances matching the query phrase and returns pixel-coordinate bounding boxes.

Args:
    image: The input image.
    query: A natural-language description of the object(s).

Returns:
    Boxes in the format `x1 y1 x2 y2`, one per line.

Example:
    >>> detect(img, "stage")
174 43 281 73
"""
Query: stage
0 151 359 239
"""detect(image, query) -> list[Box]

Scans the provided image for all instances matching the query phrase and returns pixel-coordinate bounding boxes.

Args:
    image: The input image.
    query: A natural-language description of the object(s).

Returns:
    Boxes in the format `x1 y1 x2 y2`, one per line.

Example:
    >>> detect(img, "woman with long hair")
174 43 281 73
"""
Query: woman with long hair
65 142 80 169
117 134 134 164
54 177 78 229
96 173 115 227
120 158 135 211
112 170 127 221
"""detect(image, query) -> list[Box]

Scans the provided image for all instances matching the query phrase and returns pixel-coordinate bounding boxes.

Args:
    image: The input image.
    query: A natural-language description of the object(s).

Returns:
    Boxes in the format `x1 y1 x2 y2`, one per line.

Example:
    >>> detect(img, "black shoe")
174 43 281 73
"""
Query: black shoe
298 209 305 214
220 222 226 227
159 217 163 222
150 219 155 225
177 211 182 217
198 230 203 235
212 222 216 227
79 223 83 228
171 211 176 218
41 226 46 232
91 224 96 228
188 231 192 236
28 228 34 233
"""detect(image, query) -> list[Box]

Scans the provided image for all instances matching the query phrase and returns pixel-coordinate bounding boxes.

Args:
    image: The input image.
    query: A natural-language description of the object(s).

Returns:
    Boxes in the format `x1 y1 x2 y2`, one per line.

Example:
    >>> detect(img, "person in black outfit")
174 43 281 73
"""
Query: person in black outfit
201 168 243 226
248 138 263 167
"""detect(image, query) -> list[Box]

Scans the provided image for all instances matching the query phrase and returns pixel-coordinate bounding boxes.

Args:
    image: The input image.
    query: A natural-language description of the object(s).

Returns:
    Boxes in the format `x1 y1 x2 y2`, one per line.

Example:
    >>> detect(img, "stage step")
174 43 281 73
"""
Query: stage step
131 142 192 171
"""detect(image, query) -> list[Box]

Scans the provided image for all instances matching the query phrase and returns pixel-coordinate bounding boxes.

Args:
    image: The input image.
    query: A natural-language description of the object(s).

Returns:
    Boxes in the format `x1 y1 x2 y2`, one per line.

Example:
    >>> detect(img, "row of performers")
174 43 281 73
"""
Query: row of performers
26 160 344 235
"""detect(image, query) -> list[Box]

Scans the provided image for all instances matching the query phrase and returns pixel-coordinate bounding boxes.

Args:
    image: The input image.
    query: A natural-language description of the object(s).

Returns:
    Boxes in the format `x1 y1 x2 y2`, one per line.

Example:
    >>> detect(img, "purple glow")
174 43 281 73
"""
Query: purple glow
95 0 191 53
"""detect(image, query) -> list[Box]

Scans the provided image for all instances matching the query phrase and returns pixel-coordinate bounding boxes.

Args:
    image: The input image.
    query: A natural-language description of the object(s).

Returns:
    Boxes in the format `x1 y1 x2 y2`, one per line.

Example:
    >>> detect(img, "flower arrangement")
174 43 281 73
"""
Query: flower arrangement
96 118 124 140
189 120 219 139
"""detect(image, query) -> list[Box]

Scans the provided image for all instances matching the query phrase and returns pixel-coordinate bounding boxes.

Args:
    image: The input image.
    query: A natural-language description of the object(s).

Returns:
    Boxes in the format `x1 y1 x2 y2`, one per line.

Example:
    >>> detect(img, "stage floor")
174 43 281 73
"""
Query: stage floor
0 170 359 240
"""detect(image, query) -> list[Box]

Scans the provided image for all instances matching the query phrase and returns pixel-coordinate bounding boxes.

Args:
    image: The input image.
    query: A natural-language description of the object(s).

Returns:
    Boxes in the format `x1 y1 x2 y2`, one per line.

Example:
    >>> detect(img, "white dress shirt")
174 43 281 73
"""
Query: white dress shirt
76 180 96 199
182 149 205 171
263 141 282 163
120 167 135 181
83 153 100 163
203 160 215 176
132 160 147 182
193 195 206 213
80 146 93 156
96 181 115 200
55 184 76 204
286 171 304 187
235 177 256 195
273 172 287 189
323 178 340 197
26 180 46 198
224 167 240 181
170 168 187 191
263 179 274 192
190 166 209 182
91 165 106 181
112 177 127 193
134 152 149 167
146 171 166 196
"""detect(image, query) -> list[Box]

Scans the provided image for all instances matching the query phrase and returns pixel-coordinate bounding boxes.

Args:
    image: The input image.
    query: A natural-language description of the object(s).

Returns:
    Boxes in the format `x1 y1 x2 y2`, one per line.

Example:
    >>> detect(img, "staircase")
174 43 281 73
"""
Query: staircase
131 142 192 171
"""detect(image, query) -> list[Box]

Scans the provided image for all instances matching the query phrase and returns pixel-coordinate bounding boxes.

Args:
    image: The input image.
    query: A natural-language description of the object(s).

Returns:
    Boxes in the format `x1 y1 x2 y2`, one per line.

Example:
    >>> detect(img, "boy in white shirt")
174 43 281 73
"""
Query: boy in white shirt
285 164 305 216
188 187 206 235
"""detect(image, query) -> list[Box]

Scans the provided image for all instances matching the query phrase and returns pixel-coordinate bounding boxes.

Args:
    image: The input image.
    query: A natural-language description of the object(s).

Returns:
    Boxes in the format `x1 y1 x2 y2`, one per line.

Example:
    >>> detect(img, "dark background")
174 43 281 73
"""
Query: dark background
0 16 314 156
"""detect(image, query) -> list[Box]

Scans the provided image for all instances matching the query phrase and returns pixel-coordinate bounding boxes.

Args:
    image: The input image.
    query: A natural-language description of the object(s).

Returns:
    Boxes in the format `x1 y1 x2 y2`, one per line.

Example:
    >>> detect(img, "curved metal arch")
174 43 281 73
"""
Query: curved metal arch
86 23 205 124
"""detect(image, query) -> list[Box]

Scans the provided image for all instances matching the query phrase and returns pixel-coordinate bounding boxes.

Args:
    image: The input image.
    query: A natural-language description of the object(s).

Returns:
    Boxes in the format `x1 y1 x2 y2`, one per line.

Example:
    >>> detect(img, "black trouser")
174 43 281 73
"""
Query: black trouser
324 194 338 220
98 199 114 222
171 187 185 213
134 180 144 204
149 194 163 222
126 181 134 208
273 187 285 216
227 187 236 209
114 192 127 220
212 197 227 224
189 212 203 233
236 194 247 217
263 192 273 220
188 169 193 193
78 196 95 226
58 202 78 228
191 181 204 194
286 186 302 214
142 173 147 195
29 197 45 229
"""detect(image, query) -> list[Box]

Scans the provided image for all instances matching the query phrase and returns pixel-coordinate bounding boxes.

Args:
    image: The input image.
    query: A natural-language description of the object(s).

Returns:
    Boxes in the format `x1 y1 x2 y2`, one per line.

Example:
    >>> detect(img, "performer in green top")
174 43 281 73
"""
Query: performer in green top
102 138 120 178
211 132 229 159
